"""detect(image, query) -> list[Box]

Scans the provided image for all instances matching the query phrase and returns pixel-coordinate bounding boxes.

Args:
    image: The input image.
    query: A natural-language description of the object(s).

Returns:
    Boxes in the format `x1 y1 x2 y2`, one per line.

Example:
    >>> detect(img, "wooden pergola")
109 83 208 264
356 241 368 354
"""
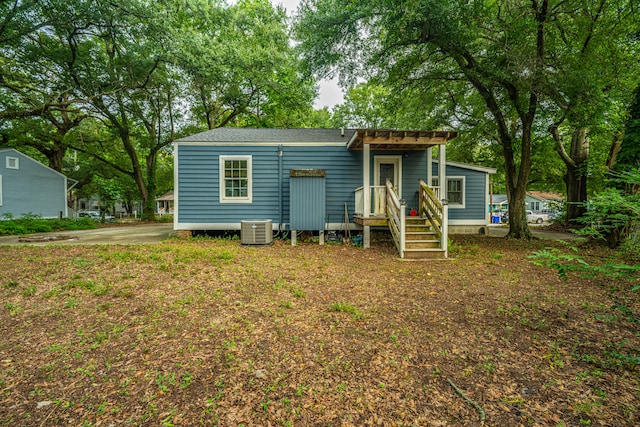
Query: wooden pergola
348 129 458 249
347 129 456 151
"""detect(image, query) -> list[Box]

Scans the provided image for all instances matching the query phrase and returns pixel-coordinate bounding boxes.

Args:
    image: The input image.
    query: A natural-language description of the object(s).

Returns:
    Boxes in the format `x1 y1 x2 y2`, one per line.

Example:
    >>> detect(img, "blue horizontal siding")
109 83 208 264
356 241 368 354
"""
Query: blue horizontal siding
282 146 361 225
177 144 488 227
177 145 362 226
430 163 487 221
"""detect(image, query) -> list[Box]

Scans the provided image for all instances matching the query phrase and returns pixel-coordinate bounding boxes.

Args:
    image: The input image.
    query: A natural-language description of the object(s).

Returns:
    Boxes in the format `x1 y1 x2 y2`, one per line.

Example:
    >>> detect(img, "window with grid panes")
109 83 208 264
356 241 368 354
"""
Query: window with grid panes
220 156 252 203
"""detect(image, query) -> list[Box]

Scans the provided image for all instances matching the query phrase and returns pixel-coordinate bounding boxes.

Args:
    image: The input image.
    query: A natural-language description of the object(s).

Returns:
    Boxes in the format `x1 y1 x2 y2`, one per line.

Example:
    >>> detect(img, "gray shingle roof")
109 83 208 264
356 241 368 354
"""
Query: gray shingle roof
175 128 357 143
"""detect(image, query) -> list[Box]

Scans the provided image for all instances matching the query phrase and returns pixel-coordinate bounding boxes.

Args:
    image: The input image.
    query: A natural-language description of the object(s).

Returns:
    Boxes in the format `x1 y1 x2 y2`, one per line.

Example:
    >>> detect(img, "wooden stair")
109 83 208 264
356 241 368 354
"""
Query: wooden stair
402 217 446 259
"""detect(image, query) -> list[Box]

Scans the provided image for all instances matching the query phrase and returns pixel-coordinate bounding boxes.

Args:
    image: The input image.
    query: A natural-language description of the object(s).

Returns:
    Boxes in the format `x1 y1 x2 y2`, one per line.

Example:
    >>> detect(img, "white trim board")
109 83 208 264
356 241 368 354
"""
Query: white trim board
176 141 349 147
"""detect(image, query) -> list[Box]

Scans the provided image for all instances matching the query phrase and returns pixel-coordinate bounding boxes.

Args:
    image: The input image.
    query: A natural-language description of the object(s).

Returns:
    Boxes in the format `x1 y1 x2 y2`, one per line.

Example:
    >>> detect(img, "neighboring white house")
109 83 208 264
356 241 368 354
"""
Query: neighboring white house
156 191 174 215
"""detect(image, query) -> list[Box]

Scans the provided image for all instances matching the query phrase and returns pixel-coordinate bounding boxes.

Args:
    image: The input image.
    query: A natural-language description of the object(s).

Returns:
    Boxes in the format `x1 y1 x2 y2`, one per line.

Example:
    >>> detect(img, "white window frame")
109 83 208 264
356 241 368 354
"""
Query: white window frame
446 176 465 208
6 157 19 170
219 155 252 204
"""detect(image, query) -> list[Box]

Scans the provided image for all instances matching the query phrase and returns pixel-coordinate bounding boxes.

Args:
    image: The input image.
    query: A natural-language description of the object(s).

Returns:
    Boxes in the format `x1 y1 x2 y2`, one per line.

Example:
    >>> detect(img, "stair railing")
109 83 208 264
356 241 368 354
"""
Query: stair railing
385 179 406 258
419 179 447 255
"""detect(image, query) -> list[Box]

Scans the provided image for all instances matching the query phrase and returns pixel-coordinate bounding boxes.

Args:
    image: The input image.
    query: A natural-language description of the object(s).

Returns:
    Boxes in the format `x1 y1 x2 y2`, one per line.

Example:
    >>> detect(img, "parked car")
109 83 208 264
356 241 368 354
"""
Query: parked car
78 210 115 222
526 210 548 224
541 209 561 222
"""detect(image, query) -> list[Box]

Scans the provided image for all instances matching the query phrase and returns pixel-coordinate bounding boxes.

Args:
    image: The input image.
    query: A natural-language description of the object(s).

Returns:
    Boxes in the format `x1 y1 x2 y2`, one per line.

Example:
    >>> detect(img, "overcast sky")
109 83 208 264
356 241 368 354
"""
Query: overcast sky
272 0 344 109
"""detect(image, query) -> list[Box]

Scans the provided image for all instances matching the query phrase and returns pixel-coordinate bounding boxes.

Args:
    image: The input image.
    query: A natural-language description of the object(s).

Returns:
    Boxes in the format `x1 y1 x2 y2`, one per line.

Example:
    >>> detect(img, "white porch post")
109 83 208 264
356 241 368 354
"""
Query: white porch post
363 143 371 249
426 146 433 186
438 144 446 197
438 144 448 256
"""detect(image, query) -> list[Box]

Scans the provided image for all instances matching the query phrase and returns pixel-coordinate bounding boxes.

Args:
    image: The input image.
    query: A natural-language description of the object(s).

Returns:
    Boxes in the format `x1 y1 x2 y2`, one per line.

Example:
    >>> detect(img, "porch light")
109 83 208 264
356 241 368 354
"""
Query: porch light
277 144 283 157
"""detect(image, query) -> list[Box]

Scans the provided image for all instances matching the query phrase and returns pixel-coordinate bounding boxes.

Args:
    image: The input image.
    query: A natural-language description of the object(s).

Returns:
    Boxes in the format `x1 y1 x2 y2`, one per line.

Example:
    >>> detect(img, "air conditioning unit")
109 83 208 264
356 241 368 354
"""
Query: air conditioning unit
241 220 273 245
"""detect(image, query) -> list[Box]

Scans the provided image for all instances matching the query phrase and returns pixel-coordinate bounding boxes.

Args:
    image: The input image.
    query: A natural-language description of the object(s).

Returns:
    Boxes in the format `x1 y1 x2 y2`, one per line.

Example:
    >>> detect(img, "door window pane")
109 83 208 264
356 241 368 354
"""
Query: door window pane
379 163 394 186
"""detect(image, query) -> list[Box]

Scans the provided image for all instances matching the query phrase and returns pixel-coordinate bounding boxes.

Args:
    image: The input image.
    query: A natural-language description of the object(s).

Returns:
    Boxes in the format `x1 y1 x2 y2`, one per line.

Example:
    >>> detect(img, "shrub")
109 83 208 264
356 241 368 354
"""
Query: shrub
0 216 97 235
574 170 640 249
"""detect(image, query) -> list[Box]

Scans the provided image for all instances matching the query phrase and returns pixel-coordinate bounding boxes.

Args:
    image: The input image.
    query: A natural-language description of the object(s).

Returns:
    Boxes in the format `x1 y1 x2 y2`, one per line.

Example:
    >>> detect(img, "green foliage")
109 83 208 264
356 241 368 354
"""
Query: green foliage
155 214 174 223
531 171 640 292
0 216 97 235
575 169 640 248
330 83 394 128
532 166 640 284
176 0 316 130
91 176 125 215
296 0 640 235
531 244 639 287
613 85 640 175
2 0 319 221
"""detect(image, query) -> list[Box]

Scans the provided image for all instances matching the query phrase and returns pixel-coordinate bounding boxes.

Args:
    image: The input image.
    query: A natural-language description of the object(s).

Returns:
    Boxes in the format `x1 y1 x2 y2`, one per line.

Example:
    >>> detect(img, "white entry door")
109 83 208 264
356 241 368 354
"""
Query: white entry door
374 155 402 197
373 156 402 214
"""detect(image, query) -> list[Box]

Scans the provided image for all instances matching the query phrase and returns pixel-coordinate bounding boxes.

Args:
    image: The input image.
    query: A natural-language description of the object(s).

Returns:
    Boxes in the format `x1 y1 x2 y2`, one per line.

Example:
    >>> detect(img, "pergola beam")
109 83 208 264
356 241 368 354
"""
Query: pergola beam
363 136 448 145
348 129 457 151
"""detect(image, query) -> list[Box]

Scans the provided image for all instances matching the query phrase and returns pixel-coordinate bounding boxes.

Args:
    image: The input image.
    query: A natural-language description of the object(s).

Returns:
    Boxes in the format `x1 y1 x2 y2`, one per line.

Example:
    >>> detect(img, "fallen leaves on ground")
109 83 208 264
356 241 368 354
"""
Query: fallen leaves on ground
0 234 638 426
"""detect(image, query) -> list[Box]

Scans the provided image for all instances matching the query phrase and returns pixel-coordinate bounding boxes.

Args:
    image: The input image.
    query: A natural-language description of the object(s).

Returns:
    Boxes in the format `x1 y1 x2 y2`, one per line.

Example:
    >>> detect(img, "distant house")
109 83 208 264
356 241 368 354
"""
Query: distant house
156 191 174 215
0 148 76 218
490 191 564 213
174 128 496 258
527 191 564 212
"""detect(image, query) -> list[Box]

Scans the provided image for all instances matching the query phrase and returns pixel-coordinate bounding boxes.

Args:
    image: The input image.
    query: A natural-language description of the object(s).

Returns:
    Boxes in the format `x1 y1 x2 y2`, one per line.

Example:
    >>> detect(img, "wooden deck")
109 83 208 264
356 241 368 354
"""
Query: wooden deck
356 180 448 259
353 215 388 227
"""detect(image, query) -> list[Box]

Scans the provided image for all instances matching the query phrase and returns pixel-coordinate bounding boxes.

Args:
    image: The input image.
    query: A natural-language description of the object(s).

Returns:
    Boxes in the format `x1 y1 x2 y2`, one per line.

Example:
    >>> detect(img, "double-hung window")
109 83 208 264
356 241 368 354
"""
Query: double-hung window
220 156 252 203
432 176 465 208
447 177 465 208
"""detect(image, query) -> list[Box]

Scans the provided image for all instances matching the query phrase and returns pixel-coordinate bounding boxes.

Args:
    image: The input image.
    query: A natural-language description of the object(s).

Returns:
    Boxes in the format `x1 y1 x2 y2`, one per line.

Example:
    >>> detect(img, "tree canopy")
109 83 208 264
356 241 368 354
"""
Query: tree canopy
295 0 639 235
0 0 318 218
2 0 639 227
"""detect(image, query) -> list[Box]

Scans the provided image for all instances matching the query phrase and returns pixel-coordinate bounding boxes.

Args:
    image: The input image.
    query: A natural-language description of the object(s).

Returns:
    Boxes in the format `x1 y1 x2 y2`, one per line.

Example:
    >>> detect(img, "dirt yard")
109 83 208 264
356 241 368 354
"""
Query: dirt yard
0 234 638 426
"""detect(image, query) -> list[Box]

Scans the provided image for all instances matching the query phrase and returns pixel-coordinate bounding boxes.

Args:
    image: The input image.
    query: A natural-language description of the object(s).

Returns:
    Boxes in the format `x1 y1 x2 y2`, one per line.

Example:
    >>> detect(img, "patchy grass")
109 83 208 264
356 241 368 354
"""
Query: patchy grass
0 235 638 426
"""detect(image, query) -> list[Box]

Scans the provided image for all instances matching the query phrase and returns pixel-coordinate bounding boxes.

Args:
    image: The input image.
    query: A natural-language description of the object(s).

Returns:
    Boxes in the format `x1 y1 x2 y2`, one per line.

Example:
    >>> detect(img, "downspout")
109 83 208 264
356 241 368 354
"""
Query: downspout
278 144 284 231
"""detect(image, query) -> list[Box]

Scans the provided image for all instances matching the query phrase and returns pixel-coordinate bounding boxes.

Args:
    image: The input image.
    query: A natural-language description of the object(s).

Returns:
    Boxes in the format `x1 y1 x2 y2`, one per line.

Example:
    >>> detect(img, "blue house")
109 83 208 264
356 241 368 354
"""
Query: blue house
174 128 495 258
0 148 75 219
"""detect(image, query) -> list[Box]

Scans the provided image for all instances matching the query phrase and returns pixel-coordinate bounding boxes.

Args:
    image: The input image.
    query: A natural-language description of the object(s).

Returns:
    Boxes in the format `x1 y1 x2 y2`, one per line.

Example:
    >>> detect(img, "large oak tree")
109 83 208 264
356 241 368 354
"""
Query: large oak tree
295 0 639 237
1 0 317 219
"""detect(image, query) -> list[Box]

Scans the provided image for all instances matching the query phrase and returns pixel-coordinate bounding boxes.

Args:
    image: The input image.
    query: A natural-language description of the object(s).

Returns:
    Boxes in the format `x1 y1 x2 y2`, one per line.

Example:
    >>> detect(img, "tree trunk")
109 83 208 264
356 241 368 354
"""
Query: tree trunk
564 161 588 222
48 143 66 172
505 133 533 239
118 126 149 219
551 127 589 223
508 189 529 238
143 152 157 221
606 132 623 170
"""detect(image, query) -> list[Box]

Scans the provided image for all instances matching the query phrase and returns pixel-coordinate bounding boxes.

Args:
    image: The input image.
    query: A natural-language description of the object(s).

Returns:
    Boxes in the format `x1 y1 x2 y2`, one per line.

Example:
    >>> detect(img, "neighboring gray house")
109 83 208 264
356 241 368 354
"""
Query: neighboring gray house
490 192 564 213
174 128 495 258
527 191 564 212
0 148 74 218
